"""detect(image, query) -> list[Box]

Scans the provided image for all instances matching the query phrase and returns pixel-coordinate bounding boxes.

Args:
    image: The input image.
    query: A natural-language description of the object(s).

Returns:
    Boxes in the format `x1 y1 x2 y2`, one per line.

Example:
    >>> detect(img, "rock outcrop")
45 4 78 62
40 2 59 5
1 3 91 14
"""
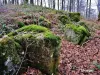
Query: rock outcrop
0 25 61 75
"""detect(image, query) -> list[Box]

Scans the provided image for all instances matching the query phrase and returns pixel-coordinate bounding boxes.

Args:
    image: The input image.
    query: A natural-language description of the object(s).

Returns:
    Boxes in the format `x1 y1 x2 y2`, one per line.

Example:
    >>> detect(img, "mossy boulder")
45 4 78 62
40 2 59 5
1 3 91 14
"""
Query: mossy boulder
38 16 51 28
0 36 21 75
58 15 71 25
64 24 90 45
1 25 61 75
68 12 80 22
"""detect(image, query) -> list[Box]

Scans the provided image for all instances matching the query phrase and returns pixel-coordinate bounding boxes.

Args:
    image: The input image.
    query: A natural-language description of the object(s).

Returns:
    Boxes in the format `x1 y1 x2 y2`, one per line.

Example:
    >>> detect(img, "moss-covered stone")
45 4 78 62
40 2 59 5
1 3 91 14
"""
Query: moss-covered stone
78 21 90 32
58 15 71 25
68 12 80 22
0 36 21 74
39 16 51 28
5 24 60 75
64 24 90 45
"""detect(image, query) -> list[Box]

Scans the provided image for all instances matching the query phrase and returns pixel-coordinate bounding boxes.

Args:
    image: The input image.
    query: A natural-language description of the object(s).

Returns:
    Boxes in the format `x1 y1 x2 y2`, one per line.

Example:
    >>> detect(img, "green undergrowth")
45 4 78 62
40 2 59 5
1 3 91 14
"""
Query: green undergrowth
17 21 25 28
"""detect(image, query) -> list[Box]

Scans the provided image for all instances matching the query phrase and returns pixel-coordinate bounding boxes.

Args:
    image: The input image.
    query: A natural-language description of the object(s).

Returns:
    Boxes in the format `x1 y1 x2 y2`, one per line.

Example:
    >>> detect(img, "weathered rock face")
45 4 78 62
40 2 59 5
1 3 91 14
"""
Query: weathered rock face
0 25 61 75
64 24 90 45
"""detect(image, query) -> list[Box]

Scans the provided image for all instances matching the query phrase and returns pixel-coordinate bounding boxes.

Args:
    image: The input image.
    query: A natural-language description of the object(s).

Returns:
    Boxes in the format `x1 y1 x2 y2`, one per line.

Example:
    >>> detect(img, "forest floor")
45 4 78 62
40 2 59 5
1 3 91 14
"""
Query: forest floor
0 5 100 75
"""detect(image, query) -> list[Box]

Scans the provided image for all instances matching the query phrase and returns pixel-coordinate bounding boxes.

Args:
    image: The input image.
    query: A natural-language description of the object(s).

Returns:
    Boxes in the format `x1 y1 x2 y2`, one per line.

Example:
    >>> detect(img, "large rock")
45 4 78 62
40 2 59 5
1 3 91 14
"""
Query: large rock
64 24 90 45
0 25 61 75
0 36 21 75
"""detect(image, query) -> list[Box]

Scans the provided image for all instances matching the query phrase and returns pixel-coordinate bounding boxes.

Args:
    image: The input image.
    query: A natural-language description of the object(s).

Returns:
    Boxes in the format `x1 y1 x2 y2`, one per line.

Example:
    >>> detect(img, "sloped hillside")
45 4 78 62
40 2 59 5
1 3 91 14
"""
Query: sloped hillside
0 5 100 75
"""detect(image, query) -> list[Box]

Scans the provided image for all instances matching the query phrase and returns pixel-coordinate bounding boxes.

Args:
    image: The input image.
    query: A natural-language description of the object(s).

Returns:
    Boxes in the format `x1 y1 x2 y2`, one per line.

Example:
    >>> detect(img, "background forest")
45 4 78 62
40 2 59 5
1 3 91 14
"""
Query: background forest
0 0 99 19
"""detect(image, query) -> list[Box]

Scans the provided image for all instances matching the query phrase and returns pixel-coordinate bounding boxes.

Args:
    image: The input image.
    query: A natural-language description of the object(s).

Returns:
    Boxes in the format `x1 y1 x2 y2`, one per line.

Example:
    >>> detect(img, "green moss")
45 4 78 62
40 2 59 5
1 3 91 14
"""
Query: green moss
18 24 48 32
39 16 51 28
68 12 80 22
17 21 25 28
78 21 90 32
65 24 90 45
66 24 89 35
58 15 71 25
78 26 90 36
8 25 60 42
39 16 45 22
0 37 21 65
8 25 49 36
44 32 61 46
7 25 61 74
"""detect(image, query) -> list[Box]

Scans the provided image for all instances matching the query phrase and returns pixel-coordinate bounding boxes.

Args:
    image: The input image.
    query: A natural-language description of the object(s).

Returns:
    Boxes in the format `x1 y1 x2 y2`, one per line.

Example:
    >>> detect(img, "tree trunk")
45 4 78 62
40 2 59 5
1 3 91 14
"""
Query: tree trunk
58 0 59 10
63 0 65 10
48 0 50 8
40 0 42 6
86 0 89 18
12 0 14 4
30 0 34 5
53 0 55 9
88 0 91 18
98 12 100 21
62 0 64 10
69 0 72 12
77 0 80 12
98 0 100 20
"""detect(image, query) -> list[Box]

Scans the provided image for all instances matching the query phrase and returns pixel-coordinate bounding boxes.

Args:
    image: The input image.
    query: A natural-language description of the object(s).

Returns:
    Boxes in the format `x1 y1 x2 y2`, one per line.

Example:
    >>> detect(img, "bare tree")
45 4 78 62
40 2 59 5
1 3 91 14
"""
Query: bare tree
69 0 72 12
53 0 55 9
48 0 50 8
61 0 64 10
88 0 91 18
40 0 42 6
86 0 89 18
98 0 100 20
30 0 34 5
77 0 80 12
58 0 59 10
3 0 7 5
